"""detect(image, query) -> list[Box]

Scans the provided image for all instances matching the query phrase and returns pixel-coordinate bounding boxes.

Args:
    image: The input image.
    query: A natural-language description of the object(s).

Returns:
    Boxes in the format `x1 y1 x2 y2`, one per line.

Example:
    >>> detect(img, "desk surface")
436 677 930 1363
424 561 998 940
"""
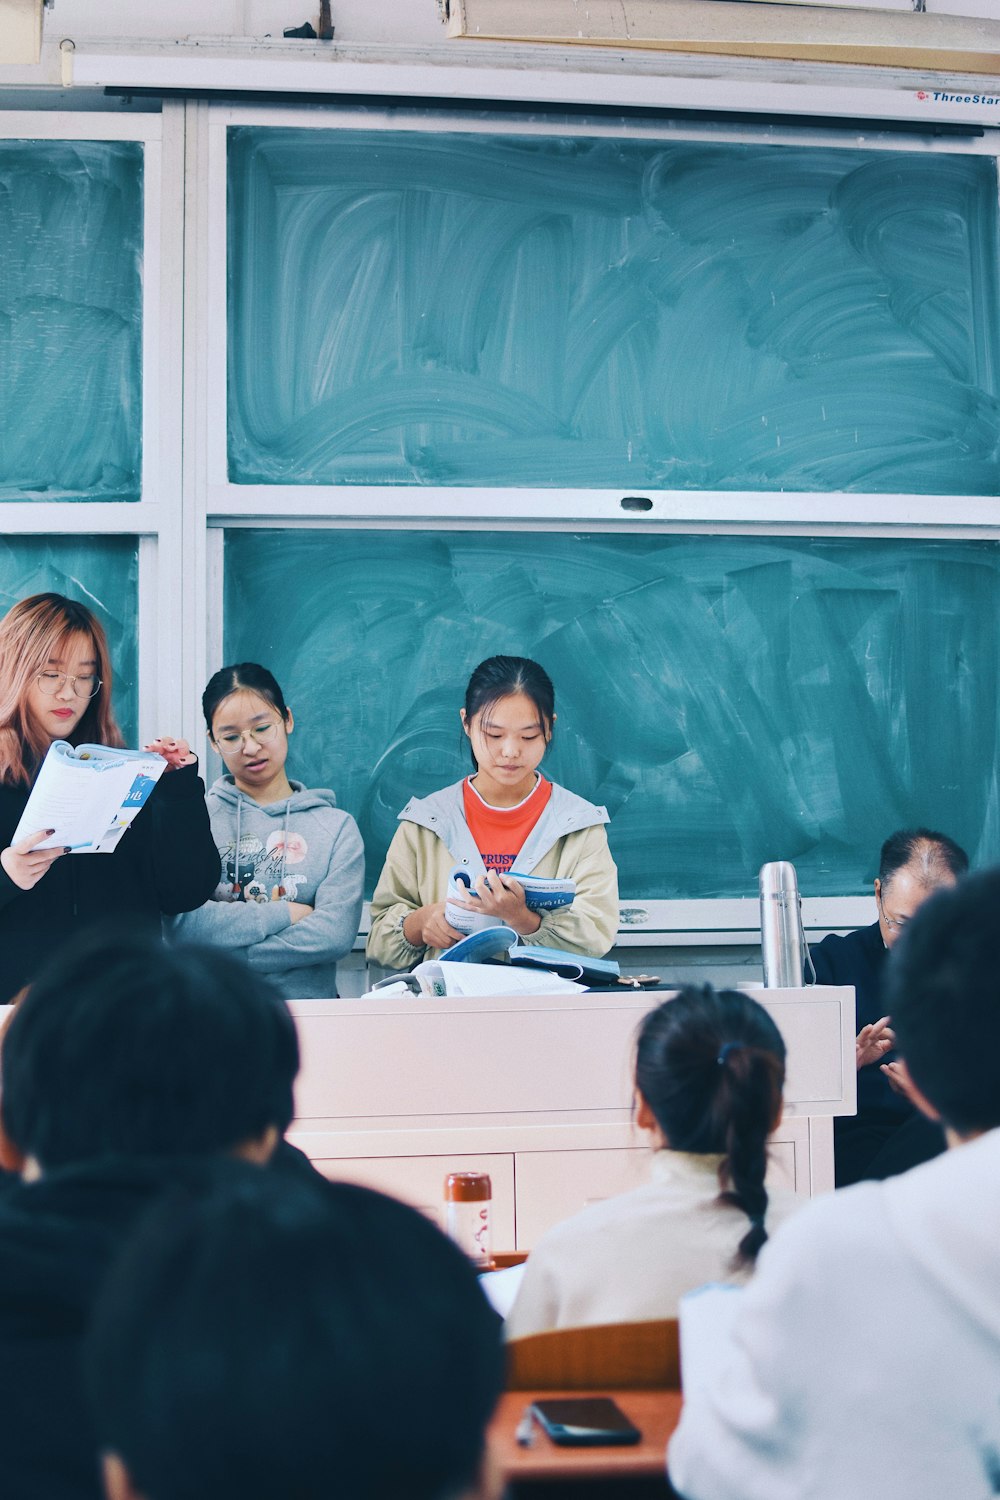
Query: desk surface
492 1389 682 1482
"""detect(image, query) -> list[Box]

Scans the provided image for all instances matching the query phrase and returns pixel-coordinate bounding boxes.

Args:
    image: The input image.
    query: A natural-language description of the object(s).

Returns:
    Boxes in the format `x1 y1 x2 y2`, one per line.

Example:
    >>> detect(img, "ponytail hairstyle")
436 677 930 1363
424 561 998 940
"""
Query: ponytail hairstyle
202 663 290 738
463 656 554 770
0 593 122 787
635 985 786 1267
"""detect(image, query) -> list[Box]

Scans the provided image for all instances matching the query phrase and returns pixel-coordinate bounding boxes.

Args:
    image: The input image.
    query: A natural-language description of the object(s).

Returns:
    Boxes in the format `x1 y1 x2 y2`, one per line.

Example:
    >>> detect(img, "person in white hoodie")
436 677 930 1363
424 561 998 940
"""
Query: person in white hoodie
668 865 1000 1500
171 663 364 999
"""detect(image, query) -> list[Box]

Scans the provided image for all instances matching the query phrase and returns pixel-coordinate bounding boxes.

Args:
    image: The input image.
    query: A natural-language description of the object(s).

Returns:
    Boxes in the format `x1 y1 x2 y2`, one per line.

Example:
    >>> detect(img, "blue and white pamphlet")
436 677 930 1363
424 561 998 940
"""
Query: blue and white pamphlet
12 741 166 854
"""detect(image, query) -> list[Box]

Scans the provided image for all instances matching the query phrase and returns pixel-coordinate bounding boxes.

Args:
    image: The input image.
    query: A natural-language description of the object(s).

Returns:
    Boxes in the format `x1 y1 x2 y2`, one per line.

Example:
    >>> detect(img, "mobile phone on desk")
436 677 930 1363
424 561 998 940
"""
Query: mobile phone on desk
531 1397 641 1446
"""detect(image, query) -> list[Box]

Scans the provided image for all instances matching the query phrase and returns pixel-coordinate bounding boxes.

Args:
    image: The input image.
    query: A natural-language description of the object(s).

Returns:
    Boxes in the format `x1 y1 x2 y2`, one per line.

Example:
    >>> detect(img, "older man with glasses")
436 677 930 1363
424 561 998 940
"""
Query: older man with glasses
809 826 968 1186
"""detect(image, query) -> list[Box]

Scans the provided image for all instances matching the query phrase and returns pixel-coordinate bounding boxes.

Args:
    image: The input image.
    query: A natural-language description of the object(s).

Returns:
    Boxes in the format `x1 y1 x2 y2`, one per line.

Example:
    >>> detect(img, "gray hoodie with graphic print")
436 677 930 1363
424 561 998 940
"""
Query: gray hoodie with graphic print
170 777 364 998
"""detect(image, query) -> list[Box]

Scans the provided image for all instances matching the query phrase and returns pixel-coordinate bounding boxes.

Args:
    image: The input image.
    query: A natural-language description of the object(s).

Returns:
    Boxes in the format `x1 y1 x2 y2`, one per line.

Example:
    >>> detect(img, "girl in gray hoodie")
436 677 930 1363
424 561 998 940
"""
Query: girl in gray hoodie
171 663 364 998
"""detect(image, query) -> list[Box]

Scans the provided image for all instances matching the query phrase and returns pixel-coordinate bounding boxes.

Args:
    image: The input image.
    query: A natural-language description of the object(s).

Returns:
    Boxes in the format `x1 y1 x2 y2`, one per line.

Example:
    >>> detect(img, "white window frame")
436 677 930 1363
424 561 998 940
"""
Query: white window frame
0 106 187 748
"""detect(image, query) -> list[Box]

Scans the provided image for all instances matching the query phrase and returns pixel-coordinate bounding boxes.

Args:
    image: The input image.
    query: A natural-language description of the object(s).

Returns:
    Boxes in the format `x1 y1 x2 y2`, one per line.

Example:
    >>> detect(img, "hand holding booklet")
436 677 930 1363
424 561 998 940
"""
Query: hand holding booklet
445 865 576 935
12 741 167 855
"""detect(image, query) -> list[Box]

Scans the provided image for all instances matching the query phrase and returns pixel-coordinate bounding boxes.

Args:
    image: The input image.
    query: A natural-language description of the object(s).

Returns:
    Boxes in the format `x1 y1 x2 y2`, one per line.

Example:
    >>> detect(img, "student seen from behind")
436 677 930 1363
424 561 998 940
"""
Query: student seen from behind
87 1166 506 1500
0 929 303 1500
505 985 800 1338
669 866 1000 1500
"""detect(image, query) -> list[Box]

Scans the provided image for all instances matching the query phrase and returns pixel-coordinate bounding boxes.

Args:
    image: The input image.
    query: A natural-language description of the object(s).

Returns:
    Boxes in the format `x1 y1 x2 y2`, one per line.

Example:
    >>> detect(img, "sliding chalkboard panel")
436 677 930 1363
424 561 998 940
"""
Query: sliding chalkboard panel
0 141 143 502
223 530 1000 900
228 128 1000 494
0 536 139 741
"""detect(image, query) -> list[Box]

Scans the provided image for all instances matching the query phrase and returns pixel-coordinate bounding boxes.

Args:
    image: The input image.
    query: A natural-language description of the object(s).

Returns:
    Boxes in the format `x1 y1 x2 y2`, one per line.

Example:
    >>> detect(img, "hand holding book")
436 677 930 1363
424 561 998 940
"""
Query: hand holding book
445 866 575 936
144 736 196 770
0 827 70 891
11 741 170 857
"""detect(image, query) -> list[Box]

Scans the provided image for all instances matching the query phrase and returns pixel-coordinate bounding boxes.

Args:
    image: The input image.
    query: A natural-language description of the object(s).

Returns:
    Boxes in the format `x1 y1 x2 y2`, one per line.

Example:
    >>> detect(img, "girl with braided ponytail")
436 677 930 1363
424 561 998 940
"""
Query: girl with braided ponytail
506 984 800 1338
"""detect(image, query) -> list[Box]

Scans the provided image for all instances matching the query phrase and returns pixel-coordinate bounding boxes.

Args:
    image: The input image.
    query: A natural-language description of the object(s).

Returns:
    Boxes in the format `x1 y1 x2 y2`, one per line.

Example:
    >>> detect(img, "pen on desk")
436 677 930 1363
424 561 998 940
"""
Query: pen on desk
515 1405 536 1447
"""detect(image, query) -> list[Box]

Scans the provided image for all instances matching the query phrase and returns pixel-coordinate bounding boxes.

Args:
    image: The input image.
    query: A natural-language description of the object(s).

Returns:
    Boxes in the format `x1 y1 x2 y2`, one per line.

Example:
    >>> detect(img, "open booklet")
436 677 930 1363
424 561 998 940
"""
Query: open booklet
12 741 167 855
444 865 576 935
364 925 620 997
678 1283 745 1398
440 926 620 984
364 961 585 999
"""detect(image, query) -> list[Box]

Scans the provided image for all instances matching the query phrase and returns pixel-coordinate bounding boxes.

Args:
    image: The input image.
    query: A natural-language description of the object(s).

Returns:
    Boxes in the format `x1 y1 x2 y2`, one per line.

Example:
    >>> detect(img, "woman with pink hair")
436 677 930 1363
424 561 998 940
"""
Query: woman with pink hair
0 593 219 1000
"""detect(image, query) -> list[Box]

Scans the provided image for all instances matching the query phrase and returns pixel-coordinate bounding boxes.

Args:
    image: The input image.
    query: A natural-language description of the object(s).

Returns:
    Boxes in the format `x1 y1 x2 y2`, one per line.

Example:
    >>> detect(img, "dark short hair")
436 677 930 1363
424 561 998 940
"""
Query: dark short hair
1 930 299 1169
635 985 786 1265
464 655 554 769
87 1165 505 1500
878 827 969 889
202 662 289 735
885 867 999 1135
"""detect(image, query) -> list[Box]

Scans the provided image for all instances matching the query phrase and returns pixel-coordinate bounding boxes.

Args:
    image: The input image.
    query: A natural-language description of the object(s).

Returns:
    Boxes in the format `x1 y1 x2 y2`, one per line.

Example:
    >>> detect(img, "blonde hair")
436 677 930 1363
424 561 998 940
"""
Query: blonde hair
0 593 124 786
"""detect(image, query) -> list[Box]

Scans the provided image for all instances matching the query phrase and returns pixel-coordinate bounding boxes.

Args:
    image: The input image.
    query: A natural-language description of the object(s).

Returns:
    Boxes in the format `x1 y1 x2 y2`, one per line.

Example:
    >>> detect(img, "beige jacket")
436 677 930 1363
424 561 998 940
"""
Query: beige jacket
366 778 619 972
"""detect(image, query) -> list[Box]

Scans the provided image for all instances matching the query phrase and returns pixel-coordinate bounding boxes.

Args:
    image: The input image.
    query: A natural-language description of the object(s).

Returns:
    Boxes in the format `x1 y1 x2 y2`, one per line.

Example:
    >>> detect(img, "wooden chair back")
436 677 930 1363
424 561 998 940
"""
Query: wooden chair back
506 1318 680 1391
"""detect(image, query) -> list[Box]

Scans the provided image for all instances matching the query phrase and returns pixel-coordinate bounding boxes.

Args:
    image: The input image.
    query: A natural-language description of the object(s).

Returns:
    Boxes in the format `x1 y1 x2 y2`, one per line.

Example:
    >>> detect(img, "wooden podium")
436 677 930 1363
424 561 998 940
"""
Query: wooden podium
287 985 855 1251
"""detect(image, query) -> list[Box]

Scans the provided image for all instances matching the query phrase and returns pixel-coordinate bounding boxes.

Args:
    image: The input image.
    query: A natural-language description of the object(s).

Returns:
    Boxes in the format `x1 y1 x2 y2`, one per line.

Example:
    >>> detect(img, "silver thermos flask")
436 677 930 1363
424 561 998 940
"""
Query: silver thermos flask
759 860 805 988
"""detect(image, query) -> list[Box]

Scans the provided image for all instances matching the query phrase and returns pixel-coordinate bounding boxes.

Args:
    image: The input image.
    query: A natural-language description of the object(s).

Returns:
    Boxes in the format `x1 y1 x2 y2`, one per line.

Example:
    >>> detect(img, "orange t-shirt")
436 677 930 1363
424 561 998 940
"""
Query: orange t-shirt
462 775 553 874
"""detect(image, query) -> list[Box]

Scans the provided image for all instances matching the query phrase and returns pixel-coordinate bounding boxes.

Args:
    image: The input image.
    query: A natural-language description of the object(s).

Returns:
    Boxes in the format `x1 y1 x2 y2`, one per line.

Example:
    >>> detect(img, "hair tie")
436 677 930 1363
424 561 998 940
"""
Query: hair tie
748 1212 766 1229
717 1041 745 1066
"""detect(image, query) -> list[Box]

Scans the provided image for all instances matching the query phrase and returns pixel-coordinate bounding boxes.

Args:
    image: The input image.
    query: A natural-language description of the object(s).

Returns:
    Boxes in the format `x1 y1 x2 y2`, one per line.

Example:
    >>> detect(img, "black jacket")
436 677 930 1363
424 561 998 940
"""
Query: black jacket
0 1156 199 1500
0 1148 327 1500
0 760 220 1001
809 921 912 1126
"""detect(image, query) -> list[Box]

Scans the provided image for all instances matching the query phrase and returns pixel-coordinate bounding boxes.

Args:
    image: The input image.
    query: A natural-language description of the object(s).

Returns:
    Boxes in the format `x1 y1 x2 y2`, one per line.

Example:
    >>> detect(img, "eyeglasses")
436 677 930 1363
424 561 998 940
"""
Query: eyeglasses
214 721 281 752
877 892 909 933
35 671 102 700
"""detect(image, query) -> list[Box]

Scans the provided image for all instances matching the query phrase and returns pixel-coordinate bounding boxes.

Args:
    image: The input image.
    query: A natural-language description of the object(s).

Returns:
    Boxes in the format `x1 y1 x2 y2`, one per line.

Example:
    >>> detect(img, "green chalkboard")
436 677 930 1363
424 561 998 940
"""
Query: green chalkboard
0 141 143 502
0 537 139 742
222 530 1000 900
228 128 1000 494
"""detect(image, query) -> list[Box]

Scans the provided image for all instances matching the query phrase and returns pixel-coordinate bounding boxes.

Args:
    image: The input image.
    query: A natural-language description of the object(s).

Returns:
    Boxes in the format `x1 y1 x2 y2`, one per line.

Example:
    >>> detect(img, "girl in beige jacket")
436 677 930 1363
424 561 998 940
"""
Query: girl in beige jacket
366 655 619 972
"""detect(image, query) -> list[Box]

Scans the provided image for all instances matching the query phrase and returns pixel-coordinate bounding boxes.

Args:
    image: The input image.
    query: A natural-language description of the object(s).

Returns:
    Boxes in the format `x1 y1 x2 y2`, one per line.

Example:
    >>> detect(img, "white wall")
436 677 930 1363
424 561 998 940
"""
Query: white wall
49 0 443 45
43 0 1000 49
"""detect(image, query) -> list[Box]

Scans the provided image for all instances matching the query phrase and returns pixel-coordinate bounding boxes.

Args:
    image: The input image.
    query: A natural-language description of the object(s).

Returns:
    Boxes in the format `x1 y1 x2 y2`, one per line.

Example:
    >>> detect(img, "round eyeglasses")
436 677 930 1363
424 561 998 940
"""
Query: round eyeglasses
35 671 102 700
214 721 281 752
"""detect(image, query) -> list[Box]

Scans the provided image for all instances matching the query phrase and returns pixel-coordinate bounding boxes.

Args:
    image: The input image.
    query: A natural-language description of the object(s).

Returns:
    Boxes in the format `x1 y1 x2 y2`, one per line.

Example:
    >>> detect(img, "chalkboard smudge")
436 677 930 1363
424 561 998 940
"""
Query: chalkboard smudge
0 142 143 502
228 131 1000 496
223 530 1000 900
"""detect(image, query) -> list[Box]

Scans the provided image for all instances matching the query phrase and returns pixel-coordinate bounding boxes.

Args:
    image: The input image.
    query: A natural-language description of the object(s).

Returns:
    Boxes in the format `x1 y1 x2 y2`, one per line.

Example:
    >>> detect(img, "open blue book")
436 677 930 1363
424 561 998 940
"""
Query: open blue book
445 866 576 935
440 926 620 985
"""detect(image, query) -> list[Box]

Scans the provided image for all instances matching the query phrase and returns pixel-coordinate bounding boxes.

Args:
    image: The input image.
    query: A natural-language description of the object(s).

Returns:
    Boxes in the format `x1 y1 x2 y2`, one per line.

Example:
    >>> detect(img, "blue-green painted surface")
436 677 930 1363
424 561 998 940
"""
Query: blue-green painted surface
0 141 143 501
223 530 1000 899
228 129 1000 495
0 537 139 742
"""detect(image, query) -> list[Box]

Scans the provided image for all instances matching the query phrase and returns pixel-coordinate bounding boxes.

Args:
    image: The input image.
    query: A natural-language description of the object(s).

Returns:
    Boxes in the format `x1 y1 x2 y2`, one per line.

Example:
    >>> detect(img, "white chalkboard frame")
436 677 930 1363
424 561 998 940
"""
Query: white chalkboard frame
203 100 1000 533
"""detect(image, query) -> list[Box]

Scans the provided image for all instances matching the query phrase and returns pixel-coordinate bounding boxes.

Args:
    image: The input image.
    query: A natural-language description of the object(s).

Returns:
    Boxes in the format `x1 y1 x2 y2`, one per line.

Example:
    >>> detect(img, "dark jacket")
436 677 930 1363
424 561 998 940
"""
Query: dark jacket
0 1156 200 1500
810 921 912 1126
0 760 220 1002
0 1147 327 1500
810 921 946 1185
